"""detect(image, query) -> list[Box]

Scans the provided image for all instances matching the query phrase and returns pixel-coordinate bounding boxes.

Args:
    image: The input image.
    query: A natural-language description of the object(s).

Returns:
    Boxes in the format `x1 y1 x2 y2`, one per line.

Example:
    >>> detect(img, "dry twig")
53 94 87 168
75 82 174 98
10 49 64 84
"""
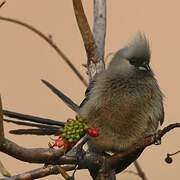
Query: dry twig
0 1 6 9
73 0 101 81
0 16 87 87
0 160 11 177
41 80 79 113
134 161 148 180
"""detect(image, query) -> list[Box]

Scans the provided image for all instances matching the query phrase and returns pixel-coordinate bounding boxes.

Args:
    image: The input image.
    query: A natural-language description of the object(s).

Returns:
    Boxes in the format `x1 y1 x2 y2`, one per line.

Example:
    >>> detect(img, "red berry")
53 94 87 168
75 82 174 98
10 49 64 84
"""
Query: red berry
87 128 100 137
53 137 64 148
52 137 74 152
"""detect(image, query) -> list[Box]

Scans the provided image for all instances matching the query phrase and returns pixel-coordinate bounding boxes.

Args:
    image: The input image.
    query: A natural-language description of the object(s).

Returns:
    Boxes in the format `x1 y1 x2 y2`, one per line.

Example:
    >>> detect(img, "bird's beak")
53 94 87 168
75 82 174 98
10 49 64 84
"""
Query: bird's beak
138 63 151 71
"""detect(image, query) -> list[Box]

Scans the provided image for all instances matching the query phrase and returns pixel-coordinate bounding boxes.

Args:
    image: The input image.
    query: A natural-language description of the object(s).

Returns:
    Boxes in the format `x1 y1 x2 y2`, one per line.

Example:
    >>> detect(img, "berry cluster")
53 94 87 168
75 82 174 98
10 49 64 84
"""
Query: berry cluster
61 117 88 142
51 117 100 151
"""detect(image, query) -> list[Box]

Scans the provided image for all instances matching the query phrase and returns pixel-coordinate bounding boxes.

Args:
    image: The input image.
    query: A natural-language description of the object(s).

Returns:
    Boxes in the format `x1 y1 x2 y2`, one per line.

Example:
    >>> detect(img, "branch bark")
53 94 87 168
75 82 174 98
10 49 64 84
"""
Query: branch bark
93 0 106 67
72 0 101 81
41 79 79 112
3 110 64 127
0 1 6 9
134 161 148 180
0 96 4 142
0 160 11 177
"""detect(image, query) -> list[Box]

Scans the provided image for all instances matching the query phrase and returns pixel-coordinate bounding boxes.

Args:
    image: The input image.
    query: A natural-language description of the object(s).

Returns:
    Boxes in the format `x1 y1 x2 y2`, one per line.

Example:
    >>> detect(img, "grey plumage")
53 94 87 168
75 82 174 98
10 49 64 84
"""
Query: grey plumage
79 33 164 154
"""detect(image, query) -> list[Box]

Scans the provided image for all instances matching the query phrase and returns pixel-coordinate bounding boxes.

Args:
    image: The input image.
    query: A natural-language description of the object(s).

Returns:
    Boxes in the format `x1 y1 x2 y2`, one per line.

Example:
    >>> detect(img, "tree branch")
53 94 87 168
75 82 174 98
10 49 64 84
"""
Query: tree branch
93 0 106 67
0 16 87 87
72 0 100 81
3 110 64 127
4 117 62 135
1 165 61 180
0 96 4 142
0 160 11 177
41 79 79 113
0 123 179 179
134 161 148 180
0 139 68 164
0 1 6 9
4 118 61 129
0 165 77 180
9 128 62 136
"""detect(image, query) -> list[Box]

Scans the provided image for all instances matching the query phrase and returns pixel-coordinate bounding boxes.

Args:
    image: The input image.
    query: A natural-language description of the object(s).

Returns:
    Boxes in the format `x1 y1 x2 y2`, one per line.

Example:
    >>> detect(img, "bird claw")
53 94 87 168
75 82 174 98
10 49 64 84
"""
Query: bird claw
66 144 85 161
154 130 162 145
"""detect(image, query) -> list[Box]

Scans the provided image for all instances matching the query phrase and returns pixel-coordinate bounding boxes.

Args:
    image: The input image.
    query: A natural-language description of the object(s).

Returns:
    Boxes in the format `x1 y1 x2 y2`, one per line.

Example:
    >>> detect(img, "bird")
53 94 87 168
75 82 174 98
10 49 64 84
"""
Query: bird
79 33 164 158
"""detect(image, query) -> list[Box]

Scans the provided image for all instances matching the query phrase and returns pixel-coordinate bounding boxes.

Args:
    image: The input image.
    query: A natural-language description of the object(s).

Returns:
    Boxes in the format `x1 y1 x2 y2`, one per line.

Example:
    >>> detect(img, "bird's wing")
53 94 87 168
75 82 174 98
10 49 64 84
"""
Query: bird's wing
159 102 164 126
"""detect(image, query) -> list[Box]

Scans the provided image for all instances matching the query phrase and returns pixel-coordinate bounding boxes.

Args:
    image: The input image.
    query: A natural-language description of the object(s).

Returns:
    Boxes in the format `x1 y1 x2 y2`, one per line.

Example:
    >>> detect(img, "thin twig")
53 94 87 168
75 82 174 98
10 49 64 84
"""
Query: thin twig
58 166 72 180
123 170 138 176
0 1 6 9
0 160 11 177
168 150 180 157
4 118 61 128
41 80 79 113
1 165 61 180
0 96 4 142
72 0 100 81
0 16 87 87
134 161 148 180
9 128 62 136
93 0 106 67
3 110 64 127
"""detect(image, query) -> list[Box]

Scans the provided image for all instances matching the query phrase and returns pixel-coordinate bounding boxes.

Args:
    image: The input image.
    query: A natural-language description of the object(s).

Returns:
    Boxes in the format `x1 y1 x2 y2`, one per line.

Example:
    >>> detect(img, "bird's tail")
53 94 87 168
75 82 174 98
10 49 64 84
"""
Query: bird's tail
115 148 144 173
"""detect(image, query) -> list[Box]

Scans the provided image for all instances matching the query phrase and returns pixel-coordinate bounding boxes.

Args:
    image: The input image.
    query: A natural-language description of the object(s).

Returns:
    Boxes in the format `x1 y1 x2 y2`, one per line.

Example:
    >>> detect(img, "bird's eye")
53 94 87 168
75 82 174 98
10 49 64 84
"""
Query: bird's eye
129 59 136 65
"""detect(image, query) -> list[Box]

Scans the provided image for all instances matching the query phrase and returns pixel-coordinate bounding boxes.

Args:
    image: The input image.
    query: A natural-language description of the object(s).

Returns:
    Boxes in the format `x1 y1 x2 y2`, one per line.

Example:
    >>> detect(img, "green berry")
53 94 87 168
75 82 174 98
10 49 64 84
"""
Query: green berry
61 133 66 137
68 138 74 142
76 134 80 139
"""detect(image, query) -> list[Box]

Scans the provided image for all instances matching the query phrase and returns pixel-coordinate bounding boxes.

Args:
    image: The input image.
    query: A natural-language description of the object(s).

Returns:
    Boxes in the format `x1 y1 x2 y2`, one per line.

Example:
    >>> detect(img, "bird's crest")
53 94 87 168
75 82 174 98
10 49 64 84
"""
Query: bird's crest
115 33 151 63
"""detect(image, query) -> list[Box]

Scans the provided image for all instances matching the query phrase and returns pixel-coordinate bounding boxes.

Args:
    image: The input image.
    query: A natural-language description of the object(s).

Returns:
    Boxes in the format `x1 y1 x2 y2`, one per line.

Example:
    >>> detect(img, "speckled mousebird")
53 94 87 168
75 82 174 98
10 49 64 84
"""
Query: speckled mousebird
79 33 164 157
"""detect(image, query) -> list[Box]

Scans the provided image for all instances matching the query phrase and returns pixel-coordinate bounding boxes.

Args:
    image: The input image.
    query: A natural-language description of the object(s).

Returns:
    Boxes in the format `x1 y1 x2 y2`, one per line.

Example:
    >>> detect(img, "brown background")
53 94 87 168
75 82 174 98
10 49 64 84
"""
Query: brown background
0 0 180 179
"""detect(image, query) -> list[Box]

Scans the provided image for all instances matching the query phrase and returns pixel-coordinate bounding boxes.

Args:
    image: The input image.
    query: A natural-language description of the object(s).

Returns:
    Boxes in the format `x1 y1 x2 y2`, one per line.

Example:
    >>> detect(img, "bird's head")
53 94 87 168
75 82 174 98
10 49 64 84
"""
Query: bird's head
108 33 151 74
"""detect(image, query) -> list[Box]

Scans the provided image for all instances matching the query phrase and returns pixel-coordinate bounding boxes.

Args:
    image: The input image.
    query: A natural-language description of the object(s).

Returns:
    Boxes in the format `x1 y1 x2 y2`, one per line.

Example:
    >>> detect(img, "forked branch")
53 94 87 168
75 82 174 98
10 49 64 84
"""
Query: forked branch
73 0 103 81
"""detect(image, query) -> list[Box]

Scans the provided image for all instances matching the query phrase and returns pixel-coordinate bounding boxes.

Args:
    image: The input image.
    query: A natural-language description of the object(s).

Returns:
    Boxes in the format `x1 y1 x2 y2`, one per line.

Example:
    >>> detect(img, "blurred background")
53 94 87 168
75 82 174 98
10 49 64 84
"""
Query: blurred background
0 0 180 179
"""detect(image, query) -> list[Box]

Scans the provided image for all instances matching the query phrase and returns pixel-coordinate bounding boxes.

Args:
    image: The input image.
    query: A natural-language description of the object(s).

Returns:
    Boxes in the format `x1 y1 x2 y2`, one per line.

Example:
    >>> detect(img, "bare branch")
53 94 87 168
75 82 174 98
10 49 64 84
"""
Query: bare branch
0 96 4 142
93 0 106 65
0 123 179 179
9 128 62 136
1 165 61 180
0 139 67 164
72 0 100 81
41 80 79 113
1 165 77 180
58 166 72 180
3 110 64 127
4 118 61 129
134 161 148 180
168 150 180 157
0 160 11 177
0 1 6 9
0 16 87 87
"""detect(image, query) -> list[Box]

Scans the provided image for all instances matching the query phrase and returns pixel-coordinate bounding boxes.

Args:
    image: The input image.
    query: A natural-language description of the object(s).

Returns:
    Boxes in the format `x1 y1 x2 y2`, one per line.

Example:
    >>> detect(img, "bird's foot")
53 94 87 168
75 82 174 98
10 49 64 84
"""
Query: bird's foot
66 142 85 161
153 130 162 145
